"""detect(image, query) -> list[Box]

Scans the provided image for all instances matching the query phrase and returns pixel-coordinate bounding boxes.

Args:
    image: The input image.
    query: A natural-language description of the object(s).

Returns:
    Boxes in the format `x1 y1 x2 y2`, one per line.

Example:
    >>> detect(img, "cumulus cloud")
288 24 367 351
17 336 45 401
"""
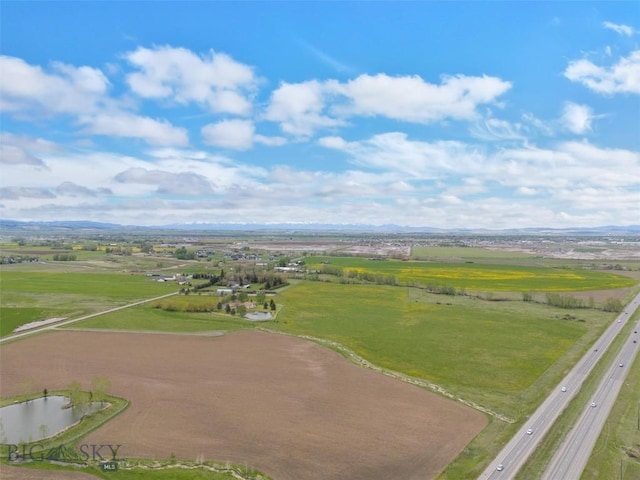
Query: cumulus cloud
114 167 215 195
254 134 287 146
494 141 639 189
603 21 635 36
564 50 640 94
560 102 594 134
264 80 346 137
331 73 512 122
199 120 286 150
517 186 537 195
201 119 255 150
319 132 485 178
317 131 639 224
265 73 511 137
0 144 47 167
0 56 191 146
55 181 112 197
0 55 110 116
81 112 189 146
0 186 55 199
1 132 61 154
124 46 257 115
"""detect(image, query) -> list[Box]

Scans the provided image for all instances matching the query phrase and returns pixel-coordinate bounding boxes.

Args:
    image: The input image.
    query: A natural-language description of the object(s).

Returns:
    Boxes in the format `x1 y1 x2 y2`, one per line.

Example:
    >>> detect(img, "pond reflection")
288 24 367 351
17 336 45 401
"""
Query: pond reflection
0 396 106 444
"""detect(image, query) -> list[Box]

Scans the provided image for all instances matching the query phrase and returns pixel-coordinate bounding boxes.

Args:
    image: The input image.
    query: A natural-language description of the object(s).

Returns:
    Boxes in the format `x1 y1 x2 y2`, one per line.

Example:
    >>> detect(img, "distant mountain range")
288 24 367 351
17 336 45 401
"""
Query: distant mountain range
1 219 639 236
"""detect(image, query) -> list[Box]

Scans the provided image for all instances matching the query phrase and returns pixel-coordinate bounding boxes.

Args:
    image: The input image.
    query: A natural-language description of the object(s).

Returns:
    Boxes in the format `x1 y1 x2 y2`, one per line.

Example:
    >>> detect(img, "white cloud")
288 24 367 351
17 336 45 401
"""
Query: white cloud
603 21 635 36
0 133 61 153
0 186 55 200
201 119 255 150
317 136 348 149
560 102 594 134
470 117 528 141
200 120 286 149
265 73 511 137
0 144 47 167
0 56 190 146
494 141 639 189
264 80 345 137
517 186 537 195
331 73 512 122
521 113 555 136
319 132 485 178
80 112 189 146
56 181 111 197
317 131 639 227
564 50 640 94
0 55 110 116
254 134 287 147
146 148 209 160
114 167 215 195
124 46 257 115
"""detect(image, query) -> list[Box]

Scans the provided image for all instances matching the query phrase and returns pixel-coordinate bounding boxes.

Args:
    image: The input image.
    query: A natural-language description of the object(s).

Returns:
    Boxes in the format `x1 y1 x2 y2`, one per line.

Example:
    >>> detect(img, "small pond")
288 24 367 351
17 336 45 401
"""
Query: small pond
0 395 107 444
245 311 272 321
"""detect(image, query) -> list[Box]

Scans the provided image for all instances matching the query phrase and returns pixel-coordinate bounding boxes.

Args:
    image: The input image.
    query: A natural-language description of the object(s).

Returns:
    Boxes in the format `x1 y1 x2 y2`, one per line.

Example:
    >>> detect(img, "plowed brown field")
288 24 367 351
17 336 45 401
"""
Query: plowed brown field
0 330 487 480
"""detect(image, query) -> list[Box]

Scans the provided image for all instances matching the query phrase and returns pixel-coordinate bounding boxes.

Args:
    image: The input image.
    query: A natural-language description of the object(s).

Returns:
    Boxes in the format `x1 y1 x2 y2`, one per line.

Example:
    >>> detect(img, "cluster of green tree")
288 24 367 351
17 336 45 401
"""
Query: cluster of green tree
221 267 286 290
424 284 461 296
67 377 111 406
544 293 588 309
155 295 277 317
136 242 155 253
263 275 286 290
223 267 287 290
105 246 132 255
52 253 77 261
345 269 398 285
524 291 623 312
81 245 98 251
50 244 74 250
153 301 217 312
601 297 623 312
174 246 196 260
184 302 219 312
320 265 344 276
192 272 221 280
192 275 220 292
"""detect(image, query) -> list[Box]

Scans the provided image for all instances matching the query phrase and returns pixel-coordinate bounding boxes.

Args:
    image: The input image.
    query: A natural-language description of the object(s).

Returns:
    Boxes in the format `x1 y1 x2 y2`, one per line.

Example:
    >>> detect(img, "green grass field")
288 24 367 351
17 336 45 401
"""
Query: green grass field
411 245 536 260
304 256 636 292
271 281 616 417
2 251 638 479
70 304 251 333
0 270 178 336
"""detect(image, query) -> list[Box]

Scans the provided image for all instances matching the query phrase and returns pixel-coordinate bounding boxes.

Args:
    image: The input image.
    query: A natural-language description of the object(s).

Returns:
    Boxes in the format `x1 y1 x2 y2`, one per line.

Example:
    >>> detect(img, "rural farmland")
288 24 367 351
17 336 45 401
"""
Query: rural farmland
1 230 639 480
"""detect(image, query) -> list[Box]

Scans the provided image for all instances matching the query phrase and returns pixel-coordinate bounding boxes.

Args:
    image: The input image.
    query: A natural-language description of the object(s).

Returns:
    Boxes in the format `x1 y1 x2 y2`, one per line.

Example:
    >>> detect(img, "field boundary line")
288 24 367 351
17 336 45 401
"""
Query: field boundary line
258 327 514 423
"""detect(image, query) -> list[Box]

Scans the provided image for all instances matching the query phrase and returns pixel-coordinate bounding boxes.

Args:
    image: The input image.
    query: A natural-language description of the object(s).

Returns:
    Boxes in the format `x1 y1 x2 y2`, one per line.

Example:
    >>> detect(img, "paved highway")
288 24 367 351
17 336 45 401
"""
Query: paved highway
478 291 640 480
542 297 640 479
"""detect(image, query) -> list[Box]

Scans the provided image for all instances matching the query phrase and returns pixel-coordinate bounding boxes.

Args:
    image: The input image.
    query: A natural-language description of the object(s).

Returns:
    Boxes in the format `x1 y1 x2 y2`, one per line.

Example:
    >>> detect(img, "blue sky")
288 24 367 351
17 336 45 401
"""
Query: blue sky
1 1 638 228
